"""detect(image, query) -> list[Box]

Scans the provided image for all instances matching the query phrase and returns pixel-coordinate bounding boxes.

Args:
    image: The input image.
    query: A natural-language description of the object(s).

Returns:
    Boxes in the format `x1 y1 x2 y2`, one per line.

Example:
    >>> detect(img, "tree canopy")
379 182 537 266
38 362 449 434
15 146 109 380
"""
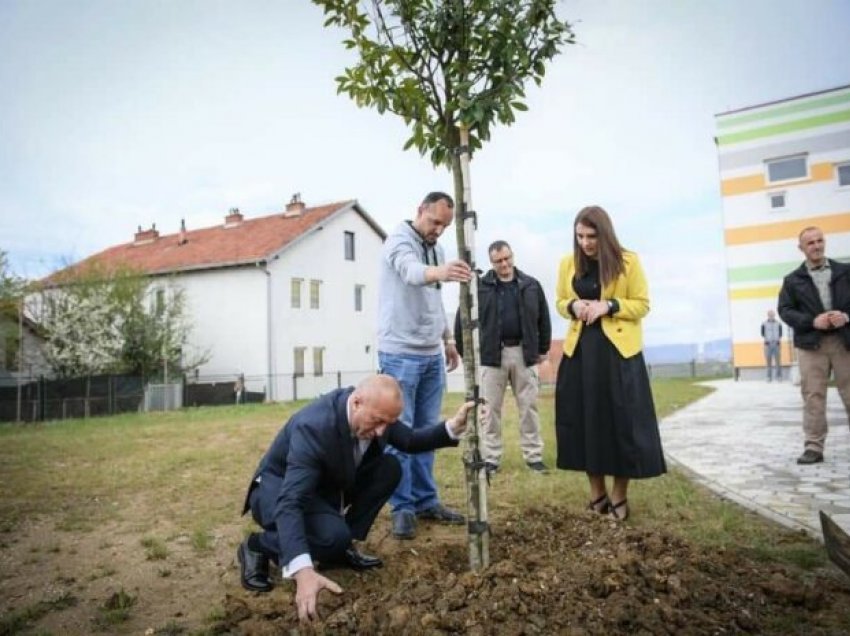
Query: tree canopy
314 0 575 165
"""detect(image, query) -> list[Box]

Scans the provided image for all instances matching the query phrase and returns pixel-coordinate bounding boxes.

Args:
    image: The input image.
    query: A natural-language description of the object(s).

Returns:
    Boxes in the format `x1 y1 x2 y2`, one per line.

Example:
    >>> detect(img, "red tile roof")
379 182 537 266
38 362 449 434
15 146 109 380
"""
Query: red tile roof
47 200 383 282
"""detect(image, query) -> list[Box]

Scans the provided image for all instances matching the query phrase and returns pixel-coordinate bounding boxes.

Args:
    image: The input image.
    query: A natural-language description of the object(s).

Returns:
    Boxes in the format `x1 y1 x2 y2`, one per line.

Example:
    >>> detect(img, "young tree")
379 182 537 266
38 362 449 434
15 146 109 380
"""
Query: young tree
313 0 575 569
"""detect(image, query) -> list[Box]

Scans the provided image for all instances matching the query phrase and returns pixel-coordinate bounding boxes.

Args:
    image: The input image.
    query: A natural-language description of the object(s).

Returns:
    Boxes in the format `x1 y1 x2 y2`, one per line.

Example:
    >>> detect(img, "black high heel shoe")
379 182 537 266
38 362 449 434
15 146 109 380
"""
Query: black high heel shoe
587 493 611 514
610 499 629 521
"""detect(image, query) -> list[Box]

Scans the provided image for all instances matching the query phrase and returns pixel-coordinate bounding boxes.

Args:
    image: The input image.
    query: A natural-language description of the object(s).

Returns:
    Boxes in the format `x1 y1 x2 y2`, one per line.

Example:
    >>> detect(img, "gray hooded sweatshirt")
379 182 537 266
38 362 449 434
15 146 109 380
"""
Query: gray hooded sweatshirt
378 221 449 355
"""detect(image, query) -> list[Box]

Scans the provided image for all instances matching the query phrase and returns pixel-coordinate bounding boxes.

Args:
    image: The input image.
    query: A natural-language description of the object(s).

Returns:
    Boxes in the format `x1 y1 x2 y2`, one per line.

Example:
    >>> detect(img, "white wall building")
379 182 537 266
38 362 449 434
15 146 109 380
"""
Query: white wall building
715 84 850 379
55 196 385 400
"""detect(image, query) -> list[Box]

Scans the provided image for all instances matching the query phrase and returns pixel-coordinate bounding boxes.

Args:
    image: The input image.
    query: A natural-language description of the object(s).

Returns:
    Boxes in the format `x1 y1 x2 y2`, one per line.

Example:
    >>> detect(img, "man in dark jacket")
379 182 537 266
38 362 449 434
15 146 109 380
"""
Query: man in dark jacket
238 374 475 621
455 240 552 475
778 226 850 465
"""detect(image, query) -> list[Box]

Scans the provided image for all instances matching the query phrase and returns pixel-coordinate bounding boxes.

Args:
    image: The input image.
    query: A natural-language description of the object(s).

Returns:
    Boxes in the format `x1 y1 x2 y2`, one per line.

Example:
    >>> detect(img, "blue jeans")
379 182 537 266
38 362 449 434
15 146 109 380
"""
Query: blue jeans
764 342 781 380
378 351 445 513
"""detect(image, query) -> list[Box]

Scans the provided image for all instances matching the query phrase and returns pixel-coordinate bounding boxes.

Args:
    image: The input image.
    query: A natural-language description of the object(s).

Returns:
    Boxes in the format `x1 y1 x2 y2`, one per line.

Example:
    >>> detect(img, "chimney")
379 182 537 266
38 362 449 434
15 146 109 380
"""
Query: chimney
133 223 160 246
178 218 188 245
224 207 243 228
284 192 306 217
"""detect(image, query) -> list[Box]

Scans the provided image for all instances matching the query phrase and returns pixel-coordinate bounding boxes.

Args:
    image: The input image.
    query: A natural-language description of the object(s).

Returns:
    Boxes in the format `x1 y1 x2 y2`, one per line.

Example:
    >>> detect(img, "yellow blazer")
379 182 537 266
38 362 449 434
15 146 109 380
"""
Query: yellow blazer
555 251 650 359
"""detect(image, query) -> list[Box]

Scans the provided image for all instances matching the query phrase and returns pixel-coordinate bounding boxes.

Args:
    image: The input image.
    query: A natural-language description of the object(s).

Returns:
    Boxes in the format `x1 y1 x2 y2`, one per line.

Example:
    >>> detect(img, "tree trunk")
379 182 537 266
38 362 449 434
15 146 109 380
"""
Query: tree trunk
452 124 490 571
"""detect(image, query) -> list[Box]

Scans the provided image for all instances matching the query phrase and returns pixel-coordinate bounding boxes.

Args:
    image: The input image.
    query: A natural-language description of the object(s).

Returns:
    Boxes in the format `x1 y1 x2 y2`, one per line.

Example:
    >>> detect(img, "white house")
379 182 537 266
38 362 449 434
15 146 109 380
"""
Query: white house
53 196 386 400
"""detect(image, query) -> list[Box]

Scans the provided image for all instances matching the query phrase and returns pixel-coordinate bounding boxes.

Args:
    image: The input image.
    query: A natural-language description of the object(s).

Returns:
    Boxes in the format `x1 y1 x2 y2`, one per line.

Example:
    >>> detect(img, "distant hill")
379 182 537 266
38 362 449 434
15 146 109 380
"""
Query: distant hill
644 338 732 364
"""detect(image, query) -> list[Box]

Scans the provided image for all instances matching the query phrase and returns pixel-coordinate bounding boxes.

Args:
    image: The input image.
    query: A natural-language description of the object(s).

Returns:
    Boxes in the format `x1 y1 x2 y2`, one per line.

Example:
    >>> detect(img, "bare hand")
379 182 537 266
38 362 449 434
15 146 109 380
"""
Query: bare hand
583 300 609 326
572 299 591 321
814 312 834 330
439 260 473 283
827 311 849 328
446 400 487 437
294 568 343 622
444 343 460 372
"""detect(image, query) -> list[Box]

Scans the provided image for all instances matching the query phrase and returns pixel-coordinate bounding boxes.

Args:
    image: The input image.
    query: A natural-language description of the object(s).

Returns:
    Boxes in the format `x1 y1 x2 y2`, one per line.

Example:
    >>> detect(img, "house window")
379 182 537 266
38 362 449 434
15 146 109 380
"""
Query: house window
310 280 321 309
765 155 807 183
4 336 19 371
293 347 306 377
838 162 850 187
291 278 302 309
313 347 324 377
344 231 355 261
768 191 786 211
153 288 166 315
354 284 364 312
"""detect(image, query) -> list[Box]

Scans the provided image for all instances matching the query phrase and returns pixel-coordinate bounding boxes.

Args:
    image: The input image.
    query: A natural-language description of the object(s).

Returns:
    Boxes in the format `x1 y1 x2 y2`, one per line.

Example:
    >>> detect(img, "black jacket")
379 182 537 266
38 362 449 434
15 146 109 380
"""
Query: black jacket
778 258 850 351
455 267 552 367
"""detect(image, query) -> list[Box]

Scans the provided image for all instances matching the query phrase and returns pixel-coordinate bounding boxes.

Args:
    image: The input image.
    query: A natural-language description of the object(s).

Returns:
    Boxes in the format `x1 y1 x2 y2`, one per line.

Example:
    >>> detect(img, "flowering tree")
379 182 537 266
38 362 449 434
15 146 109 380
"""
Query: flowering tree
314 0 575 569
36 265 206 380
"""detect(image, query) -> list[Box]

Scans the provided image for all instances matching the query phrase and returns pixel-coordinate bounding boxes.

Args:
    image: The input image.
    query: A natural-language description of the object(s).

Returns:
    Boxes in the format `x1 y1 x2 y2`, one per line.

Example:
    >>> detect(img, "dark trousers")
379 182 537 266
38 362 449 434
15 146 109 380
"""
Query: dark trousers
250 453 401 565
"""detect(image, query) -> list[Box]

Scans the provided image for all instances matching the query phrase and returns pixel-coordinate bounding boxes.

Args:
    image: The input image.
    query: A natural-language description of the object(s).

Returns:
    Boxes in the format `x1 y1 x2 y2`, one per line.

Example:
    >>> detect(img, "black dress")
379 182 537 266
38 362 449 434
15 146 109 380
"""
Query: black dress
554 260 666 478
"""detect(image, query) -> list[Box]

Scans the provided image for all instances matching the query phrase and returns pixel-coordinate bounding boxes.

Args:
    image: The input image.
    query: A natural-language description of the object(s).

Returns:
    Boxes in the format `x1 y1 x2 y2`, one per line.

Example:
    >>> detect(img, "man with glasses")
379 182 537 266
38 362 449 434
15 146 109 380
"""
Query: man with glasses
456 240 552 476
377 191 473 539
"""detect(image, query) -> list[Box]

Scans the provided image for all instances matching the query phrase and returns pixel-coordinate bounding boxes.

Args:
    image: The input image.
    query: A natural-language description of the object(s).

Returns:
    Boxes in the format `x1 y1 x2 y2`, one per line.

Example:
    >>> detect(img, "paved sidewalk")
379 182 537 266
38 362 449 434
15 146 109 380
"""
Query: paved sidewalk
661 379 850 540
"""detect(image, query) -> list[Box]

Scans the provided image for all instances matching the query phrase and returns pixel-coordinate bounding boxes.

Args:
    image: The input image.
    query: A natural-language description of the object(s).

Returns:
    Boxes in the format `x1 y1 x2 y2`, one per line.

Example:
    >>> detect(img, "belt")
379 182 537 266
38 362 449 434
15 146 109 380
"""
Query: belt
501 339 521 347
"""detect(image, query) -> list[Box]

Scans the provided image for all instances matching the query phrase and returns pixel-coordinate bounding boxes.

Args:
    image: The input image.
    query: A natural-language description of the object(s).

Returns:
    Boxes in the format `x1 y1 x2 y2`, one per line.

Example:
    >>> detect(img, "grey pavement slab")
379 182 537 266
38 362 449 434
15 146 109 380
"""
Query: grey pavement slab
660 378 850 541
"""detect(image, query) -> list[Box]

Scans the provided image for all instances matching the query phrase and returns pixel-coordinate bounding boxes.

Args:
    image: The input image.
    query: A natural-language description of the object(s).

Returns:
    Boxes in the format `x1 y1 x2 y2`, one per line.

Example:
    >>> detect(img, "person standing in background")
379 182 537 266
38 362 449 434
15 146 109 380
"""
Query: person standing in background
761 310 783 382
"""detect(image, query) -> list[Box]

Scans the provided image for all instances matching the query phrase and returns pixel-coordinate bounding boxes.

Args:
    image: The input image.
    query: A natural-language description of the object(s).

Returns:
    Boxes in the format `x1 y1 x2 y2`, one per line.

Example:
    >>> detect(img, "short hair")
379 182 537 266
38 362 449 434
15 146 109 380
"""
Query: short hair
488 240 511 254
798 226 821 242
421 191 454 208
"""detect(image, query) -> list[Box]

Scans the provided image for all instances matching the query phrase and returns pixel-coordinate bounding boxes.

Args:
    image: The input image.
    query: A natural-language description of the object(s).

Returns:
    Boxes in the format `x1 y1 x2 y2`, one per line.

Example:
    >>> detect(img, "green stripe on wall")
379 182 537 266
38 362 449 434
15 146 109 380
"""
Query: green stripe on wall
727 261 802 283
717 109 850 146
717 90 850 129
728 256 850 283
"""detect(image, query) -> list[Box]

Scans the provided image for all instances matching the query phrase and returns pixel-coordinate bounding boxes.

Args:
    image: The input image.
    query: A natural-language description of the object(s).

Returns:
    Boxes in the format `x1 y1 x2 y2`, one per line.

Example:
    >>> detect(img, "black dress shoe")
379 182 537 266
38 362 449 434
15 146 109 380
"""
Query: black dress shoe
417 503 465 525
344 547 383 570
797 449 824 465
237 541 273 592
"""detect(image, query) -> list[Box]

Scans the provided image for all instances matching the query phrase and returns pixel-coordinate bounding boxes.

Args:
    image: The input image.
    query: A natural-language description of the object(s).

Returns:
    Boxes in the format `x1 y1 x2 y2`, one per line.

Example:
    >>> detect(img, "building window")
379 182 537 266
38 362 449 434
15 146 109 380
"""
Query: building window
4 336 19 371
838 162 850 187
313 347 324 377
291 278 302 309
768 191 786 210
310 280 321 309
354 284 364 312
765 155 807 183
344 231 355 261
153 288 166 315
293 347 306 377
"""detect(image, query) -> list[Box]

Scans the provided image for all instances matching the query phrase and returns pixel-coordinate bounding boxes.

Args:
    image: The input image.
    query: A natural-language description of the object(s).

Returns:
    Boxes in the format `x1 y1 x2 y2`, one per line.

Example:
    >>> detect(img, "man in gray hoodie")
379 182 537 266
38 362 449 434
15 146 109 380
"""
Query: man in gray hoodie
378 191 472 539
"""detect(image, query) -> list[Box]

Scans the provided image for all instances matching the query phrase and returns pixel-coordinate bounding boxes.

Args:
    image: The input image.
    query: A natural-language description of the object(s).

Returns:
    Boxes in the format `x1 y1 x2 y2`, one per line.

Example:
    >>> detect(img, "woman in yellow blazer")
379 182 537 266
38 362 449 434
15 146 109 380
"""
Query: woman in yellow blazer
554 206 666 521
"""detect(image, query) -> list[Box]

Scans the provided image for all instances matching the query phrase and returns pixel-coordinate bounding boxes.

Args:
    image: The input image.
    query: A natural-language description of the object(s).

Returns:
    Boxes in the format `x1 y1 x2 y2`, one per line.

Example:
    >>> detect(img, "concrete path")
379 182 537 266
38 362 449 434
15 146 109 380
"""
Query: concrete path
661 378 850 540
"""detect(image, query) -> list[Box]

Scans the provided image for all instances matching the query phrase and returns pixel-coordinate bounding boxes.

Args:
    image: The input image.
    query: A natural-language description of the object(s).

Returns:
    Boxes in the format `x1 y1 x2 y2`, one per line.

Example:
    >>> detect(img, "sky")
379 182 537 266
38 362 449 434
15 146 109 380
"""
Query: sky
2 0 849 347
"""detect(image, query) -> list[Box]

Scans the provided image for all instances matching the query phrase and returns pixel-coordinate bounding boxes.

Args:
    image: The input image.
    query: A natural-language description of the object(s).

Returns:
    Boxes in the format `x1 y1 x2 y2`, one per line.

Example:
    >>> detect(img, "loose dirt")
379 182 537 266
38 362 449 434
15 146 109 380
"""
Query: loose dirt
219 507 850 635
3 505 850 635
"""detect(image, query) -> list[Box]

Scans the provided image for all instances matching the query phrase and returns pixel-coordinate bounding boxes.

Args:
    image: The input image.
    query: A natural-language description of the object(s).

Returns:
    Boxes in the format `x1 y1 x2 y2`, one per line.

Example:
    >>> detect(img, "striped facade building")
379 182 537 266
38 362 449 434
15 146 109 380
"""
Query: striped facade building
715 84 850 379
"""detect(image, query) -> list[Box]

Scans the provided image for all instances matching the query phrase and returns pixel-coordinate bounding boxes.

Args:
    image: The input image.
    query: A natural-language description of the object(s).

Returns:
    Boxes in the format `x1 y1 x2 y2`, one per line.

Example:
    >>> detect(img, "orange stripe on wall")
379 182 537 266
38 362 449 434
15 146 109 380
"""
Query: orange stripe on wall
733 341 794 368
720 161 834 196
725 212 850 246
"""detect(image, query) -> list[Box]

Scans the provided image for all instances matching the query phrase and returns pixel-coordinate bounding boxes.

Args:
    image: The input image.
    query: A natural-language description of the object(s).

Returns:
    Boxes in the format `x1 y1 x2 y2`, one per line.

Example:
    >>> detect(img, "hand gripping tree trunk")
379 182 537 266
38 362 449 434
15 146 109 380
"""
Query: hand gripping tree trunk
452 124 489 569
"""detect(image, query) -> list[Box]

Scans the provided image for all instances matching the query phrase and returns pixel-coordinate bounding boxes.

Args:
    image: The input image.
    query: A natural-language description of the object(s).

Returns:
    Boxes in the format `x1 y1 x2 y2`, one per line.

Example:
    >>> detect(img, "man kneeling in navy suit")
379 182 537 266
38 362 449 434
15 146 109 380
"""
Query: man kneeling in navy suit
238 374 475 621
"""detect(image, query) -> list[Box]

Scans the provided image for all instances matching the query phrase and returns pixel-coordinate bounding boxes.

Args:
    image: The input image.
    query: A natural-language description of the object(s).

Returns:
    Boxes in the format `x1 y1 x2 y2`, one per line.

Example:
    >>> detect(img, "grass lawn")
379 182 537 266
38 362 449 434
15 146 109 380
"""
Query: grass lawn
0 376 836 634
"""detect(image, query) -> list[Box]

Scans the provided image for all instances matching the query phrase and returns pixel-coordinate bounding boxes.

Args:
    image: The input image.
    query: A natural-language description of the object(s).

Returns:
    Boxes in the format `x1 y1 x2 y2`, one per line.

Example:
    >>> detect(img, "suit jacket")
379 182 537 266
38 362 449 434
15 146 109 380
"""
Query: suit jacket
241 387 458 565
555 250 650 359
